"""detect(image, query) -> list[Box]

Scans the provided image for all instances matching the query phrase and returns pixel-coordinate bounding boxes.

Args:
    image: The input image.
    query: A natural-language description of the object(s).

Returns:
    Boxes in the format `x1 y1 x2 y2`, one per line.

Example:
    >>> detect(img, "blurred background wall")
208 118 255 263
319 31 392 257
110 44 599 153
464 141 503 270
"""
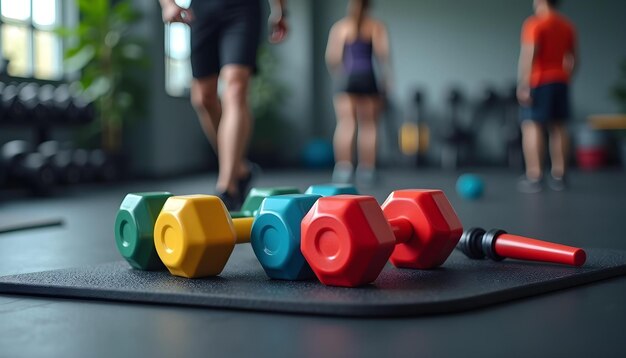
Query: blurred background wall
4 0 624 177
313 0 626 129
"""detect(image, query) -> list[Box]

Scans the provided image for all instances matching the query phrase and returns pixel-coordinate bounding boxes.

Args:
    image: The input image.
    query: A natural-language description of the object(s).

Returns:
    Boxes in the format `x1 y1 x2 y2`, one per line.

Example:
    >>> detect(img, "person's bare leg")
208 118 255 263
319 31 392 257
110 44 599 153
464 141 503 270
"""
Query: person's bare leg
332 94 357 183
190 76 221 150
356 96 381 169
521 120 545 180
216 65 252 195
333 94 357 165
549 122 569 178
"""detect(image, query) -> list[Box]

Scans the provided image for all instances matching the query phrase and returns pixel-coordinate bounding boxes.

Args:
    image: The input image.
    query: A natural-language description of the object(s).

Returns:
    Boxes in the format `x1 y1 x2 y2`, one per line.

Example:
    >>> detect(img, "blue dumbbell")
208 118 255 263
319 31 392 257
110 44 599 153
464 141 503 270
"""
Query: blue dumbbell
251 184 358 280
305 183 358 196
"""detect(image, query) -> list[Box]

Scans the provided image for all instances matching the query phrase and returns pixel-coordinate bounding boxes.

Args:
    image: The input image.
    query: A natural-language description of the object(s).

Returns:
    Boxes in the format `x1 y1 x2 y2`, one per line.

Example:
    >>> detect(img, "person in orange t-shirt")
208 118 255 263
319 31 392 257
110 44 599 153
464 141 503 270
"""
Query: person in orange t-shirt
517 0 577 193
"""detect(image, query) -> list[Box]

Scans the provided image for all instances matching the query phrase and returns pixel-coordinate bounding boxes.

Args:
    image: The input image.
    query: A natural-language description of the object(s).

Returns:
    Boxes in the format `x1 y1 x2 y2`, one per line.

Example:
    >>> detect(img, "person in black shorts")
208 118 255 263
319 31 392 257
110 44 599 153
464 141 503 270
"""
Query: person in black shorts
159 0 288 209
325 0 391 187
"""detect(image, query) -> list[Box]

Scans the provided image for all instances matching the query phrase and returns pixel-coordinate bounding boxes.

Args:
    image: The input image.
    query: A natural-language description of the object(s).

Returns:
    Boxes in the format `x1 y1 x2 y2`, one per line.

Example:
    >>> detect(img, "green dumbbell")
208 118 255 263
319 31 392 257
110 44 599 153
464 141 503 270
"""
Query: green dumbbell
237 185 357 218
114 186 300 270
233 187 304 218
115 192 171 270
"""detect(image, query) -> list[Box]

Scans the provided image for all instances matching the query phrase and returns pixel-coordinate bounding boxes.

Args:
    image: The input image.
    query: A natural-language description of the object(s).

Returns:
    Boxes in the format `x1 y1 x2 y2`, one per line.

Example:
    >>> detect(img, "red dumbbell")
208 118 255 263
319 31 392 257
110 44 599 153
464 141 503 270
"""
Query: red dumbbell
457 227 586 266
301 190 463 287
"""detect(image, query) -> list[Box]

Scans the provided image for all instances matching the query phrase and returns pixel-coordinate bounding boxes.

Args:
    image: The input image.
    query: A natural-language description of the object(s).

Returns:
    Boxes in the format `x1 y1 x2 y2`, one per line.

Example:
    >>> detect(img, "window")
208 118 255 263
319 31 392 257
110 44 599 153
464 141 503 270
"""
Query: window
0 0 62 80
164 0 192 96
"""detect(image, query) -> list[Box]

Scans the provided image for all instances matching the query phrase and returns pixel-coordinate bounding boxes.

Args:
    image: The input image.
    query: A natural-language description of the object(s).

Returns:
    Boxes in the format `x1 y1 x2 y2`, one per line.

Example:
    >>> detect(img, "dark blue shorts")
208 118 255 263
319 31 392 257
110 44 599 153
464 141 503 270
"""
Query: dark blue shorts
520 82 570 124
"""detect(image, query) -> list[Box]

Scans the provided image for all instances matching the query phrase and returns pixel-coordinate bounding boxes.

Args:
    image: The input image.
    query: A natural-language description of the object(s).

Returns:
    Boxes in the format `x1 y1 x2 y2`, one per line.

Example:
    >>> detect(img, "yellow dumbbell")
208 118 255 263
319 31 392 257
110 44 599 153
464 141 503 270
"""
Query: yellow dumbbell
153 195 253 278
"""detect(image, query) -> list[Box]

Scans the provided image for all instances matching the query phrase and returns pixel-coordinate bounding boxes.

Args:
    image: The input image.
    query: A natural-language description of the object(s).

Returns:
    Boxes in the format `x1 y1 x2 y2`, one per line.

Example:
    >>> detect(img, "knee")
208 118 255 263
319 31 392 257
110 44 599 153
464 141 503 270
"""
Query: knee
191 86 219 111
336 117 356 132
222 75 249 107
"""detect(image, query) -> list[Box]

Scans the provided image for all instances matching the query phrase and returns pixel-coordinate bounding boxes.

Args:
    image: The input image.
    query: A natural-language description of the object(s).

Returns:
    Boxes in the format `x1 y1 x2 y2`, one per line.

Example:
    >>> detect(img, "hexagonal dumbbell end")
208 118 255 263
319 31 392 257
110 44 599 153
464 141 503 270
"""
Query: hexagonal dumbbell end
153 195 237 278
301 195 396 287
115 192 172 270
239 187 300 217
251 194 321 280
305 184 358 196
382 190 463 269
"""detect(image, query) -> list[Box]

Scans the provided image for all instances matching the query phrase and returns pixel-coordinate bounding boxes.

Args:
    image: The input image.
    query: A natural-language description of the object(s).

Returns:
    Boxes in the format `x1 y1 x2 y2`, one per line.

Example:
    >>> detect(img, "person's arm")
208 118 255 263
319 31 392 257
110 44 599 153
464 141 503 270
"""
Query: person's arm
372 21 392 95
268 0 288 43
159 0 193 24
564 29 578 77
517 20 536 106
325 23 344 75
517 43 535 105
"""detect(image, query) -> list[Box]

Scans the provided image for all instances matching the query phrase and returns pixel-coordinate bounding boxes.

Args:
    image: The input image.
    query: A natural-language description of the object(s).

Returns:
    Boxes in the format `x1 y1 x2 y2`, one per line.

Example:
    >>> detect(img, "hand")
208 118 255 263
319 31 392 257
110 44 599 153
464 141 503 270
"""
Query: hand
382 78 393 99
268 13 288 43
162 2 194 24
563 55 576 75
517 85 532 106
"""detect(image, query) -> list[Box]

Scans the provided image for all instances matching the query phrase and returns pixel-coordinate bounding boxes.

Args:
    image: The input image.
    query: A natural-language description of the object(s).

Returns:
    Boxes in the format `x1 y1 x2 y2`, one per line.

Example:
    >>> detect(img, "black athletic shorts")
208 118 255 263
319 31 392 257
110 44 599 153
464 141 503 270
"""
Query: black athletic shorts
335 71 380 95
189 0 261 78
520 82 571 124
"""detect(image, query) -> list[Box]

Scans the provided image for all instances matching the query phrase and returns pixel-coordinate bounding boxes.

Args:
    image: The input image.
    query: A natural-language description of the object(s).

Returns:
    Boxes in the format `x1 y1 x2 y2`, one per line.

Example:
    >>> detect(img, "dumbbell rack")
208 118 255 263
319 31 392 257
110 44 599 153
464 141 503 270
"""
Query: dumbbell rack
0 81 96 143
0 80 102 195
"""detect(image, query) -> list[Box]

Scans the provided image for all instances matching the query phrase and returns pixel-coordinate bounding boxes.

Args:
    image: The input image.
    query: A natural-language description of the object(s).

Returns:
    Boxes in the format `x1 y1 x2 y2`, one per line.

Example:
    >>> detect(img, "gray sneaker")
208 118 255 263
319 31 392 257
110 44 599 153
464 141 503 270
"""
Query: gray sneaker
517 176 543 193
356 166 378 188
332 162 354 184
548 175 567 191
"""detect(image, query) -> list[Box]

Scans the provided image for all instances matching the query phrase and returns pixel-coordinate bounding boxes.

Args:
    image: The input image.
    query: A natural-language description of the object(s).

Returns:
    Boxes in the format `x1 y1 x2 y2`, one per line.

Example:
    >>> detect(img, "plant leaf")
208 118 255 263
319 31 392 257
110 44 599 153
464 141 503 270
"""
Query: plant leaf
85 76 112 100
64 45 96 72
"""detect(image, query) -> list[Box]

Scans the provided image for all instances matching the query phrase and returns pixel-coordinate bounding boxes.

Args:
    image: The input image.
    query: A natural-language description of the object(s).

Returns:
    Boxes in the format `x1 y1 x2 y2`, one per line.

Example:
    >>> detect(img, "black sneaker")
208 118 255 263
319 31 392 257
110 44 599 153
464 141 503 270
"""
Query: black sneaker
237 161 261 199
548 175 567 191
217 190 243 211
517 176 543 193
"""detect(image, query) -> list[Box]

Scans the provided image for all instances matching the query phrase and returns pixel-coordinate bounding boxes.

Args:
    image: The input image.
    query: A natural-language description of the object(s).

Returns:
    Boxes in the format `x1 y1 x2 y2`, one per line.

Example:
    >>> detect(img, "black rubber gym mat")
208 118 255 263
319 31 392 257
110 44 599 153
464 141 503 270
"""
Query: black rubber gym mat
0 247 624 317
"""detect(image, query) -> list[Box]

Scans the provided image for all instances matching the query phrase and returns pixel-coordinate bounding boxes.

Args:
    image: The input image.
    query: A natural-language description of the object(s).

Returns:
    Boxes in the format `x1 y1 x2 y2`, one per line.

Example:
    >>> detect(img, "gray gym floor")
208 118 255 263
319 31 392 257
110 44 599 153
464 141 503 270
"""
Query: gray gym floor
0 168 625 357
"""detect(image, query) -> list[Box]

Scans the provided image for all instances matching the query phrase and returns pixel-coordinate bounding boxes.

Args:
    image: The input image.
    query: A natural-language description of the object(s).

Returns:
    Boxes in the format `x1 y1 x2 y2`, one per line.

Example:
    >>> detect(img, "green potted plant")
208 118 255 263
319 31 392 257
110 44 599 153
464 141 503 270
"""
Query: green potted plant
249 45 291 167
613 59 626 113
57 0 149 153
611 58 626 167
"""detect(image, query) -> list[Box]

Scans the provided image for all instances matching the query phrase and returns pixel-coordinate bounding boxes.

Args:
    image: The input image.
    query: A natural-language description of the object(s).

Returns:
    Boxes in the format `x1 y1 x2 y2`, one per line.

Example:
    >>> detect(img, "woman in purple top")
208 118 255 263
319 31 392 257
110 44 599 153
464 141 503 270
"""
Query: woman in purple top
326 0 391 186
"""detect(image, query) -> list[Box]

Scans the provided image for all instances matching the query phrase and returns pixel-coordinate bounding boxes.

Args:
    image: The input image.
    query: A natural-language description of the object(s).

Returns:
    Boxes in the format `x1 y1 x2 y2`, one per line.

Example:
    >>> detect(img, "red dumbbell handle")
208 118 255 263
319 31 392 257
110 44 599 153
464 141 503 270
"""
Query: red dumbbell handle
388 217 413 245
495 233 586 266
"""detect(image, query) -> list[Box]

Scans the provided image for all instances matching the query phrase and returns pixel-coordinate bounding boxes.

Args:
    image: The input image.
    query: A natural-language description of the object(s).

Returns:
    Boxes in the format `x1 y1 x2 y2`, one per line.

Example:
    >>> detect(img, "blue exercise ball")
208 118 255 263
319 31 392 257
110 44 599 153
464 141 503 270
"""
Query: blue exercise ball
456 174 484 200
301 139 334 168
